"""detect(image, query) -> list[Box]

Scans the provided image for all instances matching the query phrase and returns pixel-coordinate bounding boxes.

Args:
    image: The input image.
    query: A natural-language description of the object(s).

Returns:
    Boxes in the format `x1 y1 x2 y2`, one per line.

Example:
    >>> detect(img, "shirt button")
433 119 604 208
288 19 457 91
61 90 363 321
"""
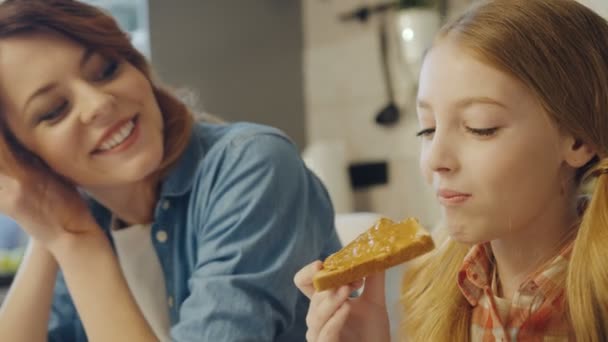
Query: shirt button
162 200 171 210
156 230 168 243
168 296 174 308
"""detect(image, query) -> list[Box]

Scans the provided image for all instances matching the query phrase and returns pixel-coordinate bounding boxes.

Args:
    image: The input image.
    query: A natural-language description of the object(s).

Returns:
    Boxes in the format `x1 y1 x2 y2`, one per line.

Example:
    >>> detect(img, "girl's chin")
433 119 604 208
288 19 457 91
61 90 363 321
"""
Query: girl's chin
446 224 486 245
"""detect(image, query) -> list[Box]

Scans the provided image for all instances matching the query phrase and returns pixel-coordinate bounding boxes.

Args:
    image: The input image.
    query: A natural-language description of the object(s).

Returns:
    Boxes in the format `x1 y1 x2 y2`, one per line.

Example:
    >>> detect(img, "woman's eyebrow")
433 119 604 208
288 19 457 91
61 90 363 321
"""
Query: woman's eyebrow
23 48 94 115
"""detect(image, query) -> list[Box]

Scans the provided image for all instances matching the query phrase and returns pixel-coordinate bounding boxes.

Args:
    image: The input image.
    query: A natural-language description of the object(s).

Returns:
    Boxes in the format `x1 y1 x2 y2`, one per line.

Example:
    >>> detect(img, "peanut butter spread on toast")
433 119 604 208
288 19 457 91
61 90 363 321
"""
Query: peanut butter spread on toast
323 218 424 271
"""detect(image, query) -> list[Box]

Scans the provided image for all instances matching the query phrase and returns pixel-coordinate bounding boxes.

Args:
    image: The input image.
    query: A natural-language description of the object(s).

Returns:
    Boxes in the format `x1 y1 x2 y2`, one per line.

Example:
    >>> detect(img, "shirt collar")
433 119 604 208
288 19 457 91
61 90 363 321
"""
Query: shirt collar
85 124 205 231
457 243 492 306
457 240 573 306
159 124 205 198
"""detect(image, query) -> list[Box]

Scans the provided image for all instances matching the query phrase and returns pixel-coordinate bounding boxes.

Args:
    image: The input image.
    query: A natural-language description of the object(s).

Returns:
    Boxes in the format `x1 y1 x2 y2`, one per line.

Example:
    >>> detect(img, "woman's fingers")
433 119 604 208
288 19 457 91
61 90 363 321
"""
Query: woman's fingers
0 172 8 189
306 285 351 341
0 172 18 209
294 260 322 299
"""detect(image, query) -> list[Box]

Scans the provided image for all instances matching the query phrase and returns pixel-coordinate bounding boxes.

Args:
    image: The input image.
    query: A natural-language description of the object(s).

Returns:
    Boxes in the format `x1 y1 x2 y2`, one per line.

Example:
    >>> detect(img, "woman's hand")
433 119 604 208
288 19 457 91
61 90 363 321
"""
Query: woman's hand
294 261 391 342
0 143 96 250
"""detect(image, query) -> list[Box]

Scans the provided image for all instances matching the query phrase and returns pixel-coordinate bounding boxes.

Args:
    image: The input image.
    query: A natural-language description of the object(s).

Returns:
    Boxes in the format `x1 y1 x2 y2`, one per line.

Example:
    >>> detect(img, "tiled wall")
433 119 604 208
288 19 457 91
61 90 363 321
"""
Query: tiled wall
302 0 607 223
301 0 471 224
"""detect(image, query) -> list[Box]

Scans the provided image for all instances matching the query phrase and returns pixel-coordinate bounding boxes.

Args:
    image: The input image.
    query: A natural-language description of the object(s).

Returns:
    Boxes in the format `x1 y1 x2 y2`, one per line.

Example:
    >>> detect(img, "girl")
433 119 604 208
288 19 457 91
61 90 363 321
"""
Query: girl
0 0 341 341
295 0 608 340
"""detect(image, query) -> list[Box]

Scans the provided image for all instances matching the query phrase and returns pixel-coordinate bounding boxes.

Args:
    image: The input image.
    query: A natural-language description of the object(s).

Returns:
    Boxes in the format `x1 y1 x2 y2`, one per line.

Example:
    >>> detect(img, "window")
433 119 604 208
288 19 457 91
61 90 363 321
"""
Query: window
82 0 151 58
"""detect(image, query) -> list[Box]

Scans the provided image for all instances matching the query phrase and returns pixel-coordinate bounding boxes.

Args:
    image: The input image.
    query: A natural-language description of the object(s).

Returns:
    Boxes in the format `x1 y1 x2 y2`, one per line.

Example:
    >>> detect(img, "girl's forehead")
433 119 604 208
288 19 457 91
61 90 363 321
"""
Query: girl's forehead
420 61 522 106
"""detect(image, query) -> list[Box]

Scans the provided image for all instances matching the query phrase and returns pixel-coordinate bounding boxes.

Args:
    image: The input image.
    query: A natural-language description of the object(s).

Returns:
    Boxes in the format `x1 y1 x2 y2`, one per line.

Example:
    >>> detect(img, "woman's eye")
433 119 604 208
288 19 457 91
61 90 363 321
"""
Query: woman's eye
39 101 68 123
416 128 435 138
466 127 499 136
97 59 119 81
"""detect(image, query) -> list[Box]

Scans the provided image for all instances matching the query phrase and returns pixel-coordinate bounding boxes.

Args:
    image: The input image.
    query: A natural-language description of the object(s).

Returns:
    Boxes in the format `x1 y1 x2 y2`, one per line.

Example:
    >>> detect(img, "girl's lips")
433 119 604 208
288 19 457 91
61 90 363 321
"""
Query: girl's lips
437 189 472 206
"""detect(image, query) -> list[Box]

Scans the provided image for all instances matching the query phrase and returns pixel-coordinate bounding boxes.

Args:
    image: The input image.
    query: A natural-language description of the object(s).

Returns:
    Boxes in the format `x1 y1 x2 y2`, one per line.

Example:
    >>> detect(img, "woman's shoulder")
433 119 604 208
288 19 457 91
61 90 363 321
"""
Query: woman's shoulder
158 120 302 200
186 120 303 183
186 120 312 217
193 120 294 151
191 121 300 170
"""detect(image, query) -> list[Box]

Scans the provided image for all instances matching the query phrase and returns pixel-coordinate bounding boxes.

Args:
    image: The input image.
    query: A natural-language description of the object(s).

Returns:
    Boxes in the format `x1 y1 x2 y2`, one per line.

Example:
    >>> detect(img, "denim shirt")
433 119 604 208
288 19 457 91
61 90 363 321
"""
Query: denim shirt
48 122 342 341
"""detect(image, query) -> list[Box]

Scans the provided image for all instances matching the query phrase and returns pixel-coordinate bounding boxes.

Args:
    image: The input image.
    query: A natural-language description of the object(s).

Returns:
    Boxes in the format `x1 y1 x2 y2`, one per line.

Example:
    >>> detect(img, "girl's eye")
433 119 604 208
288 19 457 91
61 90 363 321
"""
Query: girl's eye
97 59 120 81
39 101 68 123
416 128 435 138
466 127 499 136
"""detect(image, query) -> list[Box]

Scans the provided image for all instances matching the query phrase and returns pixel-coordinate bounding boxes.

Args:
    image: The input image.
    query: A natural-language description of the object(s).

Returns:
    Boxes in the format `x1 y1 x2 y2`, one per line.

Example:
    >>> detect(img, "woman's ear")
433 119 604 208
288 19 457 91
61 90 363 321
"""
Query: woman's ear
563 137 596 168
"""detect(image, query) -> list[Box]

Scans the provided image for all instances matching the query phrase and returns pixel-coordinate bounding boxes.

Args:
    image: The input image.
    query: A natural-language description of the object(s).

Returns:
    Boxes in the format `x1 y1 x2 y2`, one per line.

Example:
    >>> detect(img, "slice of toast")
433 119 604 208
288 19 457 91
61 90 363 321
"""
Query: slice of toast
313 217 434 291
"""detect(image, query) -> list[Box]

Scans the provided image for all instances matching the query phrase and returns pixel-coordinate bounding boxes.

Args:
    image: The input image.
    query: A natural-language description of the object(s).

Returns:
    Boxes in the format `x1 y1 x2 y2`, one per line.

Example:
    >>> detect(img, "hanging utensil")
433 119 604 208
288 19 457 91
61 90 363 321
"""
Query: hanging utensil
375 12 400 127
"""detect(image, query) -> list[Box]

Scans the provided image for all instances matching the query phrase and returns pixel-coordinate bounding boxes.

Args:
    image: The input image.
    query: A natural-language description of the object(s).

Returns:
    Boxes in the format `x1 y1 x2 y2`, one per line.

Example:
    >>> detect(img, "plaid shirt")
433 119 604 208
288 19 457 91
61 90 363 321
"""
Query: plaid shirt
457 242 573 341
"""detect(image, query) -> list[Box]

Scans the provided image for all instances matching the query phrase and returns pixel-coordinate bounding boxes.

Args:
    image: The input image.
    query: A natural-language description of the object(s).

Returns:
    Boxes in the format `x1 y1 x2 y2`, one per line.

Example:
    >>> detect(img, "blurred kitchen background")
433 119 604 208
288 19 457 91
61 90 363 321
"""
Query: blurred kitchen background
2 1 608 335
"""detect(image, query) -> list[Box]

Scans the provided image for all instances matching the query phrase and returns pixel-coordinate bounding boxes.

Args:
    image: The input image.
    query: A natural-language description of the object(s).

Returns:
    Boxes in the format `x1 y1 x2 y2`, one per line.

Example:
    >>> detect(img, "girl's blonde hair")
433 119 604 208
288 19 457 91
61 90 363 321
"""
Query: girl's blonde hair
401 0 608 340
0 0 194 182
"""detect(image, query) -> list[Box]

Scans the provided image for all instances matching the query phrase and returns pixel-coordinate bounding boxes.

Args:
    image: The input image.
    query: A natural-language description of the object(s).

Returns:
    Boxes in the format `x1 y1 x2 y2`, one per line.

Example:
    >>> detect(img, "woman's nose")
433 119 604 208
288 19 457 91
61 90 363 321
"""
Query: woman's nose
76 83 116 125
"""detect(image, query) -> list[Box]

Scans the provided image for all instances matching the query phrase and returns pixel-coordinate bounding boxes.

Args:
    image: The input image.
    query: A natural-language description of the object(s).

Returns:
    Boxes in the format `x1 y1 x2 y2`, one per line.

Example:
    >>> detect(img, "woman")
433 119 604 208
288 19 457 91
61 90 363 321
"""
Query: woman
0 0 341 341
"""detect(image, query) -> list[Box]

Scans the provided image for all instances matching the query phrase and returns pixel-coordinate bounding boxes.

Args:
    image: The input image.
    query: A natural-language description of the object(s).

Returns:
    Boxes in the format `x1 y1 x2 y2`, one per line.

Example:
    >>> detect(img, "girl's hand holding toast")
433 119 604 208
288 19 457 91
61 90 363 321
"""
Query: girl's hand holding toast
294 261 391 342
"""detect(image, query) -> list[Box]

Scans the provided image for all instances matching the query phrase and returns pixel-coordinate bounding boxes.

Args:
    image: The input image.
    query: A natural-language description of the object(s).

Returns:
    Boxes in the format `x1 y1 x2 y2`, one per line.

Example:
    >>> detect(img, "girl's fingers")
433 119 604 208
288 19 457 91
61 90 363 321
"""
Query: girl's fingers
294 260 323 299
348 279 364 293
360 270 386 306
316 301 351 342
306 285 351 340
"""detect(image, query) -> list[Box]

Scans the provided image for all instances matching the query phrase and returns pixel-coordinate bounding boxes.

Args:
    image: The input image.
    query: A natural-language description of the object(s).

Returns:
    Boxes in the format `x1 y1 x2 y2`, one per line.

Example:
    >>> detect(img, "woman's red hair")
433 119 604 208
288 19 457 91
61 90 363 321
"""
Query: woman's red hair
0 0 193 181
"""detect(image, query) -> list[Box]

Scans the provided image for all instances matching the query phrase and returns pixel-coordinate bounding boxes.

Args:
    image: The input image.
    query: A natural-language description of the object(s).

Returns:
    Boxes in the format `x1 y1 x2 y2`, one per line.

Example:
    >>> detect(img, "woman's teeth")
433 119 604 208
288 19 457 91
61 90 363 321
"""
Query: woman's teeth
98 120 135 152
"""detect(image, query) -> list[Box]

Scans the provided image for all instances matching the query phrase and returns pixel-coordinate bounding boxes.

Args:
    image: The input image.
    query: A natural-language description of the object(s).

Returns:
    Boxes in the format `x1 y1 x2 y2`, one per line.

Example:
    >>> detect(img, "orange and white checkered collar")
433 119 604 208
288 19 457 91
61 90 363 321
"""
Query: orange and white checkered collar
457 240 573 306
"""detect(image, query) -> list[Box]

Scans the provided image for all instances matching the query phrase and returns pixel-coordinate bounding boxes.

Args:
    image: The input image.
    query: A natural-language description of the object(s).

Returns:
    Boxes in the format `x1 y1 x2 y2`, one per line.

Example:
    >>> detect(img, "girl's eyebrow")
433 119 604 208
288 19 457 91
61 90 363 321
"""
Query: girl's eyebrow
417 96 509 111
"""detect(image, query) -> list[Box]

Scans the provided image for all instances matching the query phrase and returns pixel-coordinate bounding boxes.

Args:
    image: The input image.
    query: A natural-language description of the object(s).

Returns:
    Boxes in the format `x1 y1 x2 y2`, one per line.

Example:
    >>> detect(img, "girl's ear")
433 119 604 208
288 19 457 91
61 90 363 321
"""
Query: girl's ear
563 137 596 168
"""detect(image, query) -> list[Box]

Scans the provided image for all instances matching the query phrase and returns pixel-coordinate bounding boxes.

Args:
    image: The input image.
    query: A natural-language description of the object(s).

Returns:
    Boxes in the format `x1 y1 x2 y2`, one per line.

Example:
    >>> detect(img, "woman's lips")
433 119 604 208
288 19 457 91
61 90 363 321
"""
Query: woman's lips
92 116 140 155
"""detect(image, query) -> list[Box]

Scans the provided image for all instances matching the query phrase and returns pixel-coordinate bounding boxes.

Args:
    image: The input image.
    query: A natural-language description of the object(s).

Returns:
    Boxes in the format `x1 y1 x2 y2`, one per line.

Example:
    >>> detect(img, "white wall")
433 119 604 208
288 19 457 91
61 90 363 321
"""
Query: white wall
302 0 607 222
578 0 608 18
302 0 441 224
